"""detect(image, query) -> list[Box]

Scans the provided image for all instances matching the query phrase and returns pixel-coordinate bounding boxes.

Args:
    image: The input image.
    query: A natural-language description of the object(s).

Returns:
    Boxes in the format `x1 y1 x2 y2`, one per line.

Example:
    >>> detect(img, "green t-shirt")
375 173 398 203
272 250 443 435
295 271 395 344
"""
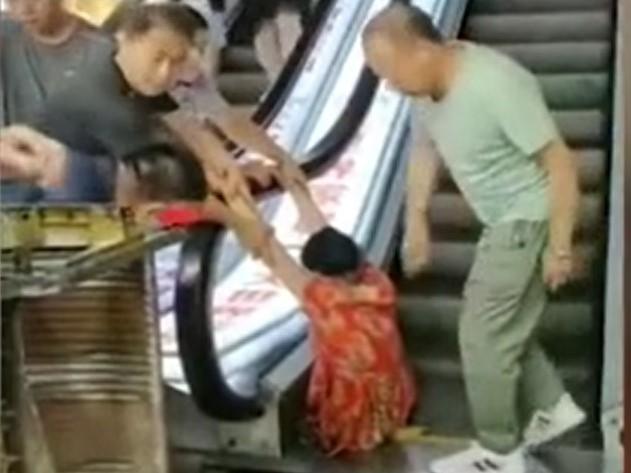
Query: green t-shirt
415 42 559 226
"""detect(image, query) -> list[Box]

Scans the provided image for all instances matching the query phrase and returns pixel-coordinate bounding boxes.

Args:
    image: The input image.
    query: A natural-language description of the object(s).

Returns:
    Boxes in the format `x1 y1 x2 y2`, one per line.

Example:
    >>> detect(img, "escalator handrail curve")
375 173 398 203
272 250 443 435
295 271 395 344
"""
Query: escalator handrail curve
174 68 378 420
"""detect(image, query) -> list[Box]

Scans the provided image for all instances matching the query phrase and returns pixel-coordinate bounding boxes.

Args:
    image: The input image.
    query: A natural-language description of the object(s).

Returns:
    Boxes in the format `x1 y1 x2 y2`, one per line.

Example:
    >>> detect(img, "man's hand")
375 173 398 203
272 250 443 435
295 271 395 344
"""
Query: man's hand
542 248 574 293
240 161 277 188
0 125 67 187
401 218 431 278
205 163 256 207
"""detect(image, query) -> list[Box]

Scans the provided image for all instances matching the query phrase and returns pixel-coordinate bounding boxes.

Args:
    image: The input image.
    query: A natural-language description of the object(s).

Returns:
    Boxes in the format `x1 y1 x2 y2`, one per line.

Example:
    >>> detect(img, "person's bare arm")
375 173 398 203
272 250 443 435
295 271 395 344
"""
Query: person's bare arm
230 213 312 299
161 111 256 208
539 139 580 291
210 109 307 187
402 128 440 277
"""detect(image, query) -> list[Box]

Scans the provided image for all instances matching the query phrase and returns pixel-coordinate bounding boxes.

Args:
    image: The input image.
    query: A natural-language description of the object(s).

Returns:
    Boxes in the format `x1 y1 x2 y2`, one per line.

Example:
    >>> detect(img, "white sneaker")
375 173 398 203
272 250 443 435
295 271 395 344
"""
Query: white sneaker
430 443 526 473
523 393 586 449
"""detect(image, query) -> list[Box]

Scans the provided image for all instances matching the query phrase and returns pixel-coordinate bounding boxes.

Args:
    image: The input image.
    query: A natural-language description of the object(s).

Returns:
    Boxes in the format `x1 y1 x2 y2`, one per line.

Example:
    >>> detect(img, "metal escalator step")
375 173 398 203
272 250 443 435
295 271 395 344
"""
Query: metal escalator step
405 240 598 284
429 193 603 237
399 295 594 361
538 73 610 109
217 72 268 105
494 42 612 73
470 0 612 15
221 46 261 72
463 12 612 43
408 357 599 445
554 109 608 146
438 148 607 193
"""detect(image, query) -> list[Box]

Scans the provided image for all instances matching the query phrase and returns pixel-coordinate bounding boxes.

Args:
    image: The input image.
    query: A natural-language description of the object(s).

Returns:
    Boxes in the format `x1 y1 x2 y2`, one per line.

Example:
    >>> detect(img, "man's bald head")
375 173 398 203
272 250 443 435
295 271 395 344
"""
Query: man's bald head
362 4 443 48
362 4 444 96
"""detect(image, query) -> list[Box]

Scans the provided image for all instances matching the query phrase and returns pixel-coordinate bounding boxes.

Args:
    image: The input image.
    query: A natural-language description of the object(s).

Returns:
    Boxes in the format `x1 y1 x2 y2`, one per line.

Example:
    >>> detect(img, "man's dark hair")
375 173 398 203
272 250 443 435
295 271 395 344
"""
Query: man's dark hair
364 3 444 44
301 226 362 277
114 3 207 42
122 143 207 201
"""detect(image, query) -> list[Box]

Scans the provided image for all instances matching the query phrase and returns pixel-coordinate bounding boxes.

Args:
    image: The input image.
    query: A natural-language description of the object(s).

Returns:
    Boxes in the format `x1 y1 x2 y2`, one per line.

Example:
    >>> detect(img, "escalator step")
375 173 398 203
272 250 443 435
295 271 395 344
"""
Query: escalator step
463 11 612 44
217 72 268 104
494 42 612 74
428 192 603 237
399 295 594 362
403 240 598 283
408 357 599 445
554 110 608 146
538 73 610 110
470 0 613 15
221 46 261 72
438 148 608 193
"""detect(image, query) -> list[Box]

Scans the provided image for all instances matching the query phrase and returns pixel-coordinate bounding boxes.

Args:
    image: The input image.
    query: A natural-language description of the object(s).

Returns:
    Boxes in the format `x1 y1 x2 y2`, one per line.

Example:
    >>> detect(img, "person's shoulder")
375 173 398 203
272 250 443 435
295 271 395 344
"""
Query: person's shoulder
467 42 535 86
73 21 116 56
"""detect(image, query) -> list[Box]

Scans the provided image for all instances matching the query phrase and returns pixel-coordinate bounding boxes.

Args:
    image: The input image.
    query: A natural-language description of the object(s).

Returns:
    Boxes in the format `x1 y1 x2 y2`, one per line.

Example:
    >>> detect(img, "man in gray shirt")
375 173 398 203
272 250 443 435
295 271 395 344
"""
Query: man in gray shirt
1 0 116 202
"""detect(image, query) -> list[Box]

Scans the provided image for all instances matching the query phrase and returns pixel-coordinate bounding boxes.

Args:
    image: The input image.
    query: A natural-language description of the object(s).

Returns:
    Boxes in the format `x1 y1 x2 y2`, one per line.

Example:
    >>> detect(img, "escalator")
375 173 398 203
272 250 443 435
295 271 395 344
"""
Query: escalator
168 0 620 471
398 0 615 452
216 17 268 116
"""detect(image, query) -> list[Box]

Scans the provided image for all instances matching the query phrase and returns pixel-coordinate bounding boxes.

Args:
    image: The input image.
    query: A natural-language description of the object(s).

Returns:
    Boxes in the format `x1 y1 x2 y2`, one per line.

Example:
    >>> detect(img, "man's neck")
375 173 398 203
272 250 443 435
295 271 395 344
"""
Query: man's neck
431 42 464 102
29 11 79 46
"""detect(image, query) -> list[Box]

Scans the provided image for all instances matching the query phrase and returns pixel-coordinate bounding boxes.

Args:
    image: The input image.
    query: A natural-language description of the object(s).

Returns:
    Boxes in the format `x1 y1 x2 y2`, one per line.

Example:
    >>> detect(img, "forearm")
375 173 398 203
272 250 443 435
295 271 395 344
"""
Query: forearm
163 112 235 172
405 148 438 229
544 143 580 252
291 185 327 234
232 218 310 299
216 111 290 164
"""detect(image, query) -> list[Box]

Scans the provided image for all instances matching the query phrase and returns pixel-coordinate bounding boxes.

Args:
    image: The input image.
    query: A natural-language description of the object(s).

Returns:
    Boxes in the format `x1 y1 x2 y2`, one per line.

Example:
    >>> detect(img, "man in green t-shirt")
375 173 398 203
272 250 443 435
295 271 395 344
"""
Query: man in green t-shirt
363 5 585 473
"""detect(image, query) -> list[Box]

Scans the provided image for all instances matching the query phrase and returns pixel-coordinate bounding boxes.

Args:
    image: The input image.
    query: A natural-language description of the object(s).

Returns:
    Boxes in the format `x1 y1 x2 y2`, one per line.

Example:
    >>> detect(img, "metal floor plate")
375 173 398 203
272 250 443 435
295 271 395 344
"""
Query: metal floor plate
171 443 603 473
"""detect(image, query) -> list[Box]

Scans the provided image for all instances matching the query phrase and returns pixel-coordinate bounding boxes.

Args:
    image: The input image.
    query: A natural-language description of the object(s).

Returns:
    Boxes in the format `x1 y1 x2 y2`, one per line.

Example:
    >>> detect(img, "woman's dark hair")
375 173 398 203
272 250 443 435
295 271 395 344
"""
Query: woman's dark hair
121 143 207 201
113 2 207 41
301 226 362 276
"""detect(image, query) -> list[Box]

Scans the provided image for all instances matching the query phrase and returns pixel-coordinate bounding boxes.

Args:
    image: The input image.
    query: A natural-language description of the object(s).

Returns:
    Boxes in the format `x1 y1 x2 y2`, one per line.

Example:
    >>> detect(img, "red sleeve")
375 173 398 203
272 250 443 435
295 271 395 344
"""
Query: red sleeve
359 265 396 305
303 277 348 314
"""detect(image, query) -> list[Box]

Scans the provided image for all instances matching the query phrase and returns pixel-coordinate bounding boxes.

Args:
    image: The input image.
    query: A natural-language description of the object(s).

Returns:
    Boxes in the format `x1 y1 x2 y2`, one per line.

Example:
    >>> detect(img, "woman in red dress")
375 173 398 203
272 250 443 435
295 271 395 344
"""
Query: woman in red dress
230 178 418 456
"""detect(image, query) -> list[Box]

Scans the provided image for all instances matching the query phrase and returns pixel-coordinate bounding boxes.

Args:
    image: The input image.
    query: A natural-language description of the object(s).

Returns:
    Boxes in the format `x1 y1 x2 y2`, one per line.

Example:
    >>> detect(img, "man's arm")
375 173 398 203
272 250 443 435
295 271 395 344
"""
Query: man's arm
539 139 580 291
540 140 580 254
212 109 290 163
402 120 440 277
161 111 258 208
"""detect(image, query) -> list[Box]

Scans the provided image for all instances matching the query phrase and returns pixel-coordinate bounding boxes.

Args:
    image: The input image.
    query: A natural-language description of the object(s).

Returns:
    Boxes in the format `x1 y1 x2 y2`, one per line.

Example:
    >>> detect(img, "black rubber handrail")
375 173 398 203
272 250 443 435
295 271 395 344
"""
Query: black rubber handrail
175 0 388 421
175 67 378 421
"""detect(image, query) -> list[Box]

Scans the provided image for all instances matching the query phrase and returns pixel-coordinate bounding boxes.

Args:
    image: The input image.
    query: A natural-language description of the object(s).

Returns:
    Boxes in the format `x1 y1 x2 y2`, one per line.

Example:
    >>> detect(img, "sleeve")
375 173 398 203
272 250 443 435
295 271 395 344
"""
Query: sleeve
303 278 349 312
359 265 396 305
488 65 560 157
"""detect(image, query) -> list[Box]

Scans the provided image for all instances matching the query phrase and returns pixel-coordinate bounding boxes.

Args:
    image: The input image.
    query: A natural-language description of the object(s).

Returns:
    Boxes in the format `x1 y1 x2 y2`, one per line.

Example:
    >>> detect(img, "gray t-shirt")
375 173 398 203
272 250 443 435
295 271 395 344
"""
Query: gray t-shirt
414 42 559 226
0 18 108 126
33 36 179 159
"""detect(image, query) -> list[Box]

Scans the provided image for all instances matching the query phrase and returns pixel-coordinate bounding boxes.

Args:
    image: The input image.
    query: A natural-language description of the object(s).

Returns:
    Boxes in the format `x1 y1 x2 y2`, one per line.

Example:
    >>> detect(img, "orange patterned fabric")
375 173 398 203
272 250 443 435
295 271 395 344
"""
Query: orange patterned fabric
303 264 417 456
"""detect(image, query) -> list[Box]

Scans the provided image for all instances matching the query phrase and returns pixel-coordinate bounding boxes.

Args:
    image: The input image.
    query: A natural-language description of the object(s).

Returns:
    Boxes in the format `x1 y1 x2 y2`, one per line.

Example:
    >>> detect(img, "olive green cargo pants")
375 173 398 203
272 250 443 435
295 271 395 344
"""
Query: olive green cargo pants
459 220 566 453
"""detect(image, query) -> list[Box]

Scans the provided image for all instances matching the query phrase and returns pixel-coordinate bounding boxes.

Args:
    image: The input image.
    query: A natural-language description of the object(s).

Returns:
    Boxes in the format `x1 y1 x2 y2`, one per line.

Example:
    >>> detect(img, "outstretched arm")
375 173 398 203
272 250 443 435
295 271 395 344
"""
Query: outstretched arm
161 111 257 209
209 108 307 188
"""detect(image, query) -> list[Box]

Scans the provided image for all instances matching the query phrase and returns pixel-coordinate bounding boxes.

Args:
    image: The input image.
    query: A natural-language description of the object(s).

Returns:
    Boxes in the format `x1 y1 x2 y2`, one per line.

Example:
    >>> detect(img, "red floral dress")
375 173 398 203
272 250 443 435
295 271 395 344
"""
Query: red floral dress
302 264 417 456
